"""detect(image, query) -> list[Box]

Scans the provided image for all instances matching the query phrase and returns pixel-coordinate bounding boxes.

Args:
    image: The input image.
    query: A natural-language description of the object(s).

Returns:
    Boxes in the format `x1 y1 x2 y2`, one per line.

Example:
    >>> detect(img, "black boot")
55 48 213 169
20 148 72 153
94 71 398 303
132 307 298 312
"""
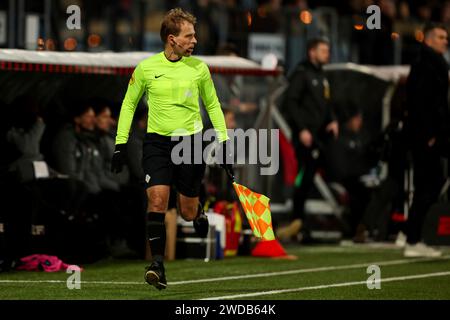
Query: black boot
144 261 167 290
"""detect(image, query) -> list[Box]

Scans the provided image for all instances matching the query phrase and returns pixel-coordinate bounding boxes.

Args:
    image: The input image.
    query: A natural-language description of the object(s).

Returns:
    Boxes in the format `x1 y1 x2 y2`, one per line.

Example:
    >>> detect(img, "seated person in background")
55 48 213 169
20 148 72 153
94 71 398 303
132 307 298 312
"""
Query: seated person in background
324 105 374 241
52 102 102 195
357 120 408 243
6 95 46 177
53 102 131 256
93 100 129 191
3 95 47 257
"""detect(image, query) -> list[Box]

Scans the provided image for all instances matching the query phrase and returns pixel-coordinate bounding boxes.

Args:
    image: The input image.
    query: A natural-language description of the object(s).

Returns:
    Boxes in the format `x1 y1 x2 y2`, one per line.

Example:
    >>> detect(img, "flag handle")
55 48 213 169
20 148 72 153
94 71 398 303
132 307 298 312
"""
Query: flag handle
223 165 235 183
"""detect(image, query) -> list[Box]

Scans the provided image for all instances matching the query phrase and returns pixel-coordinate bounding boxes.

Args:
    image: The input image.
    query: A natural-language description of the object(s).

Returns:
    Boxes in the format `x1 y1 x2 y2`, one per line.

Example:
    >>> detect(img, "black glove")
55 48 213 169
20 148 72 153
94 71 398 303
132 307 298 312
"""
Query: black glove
111 143 127 174
218 140 235 182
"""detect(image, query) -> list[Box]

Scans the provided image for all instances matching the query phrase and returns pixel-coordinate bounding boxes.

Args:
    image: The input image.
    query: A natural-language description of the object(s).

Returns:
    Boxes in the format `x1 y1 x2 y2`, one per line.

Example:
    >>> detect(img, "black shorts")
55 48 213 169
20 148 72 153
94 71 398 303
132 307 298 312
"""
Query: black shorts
142 132 206 198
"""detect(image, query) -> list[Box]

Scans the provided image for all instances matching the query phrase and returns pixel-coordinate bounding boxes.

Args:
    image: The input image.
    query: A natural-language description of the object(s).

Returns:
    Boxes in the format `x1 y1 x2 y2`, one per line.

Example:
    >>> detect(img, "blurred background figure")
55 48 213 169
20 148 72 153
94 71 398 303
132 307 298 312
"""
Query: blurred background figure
404 23 449 257
324 104 374 241
277 38 338 241
2 96 47 262
52 103 101 194
52 102 133 257
212 43 258 129
93 100 129 190
6 95 45 171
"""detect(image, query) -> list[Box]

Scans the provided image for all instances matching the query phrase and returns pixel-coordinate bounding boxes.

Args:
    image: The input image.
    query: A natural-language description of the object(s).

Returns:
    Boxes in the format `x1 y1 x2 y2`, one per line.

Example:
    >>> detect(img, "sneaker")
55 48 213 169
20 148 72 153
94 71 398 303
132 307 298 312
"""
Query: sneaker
395 231 407 247
276 219 302 241
144 261 167 290
193 205 209 238
404 243 442 258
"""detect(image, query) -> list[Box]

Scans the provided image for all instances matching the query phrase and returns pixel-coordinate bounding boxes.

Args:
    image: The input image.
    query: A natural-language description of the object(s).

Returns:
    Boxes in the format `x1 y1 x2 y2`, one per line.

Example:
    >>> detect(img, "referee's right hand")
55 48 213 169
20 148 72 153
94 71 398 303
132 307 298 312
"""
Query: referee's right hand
111 143 127 173
218 140 235 182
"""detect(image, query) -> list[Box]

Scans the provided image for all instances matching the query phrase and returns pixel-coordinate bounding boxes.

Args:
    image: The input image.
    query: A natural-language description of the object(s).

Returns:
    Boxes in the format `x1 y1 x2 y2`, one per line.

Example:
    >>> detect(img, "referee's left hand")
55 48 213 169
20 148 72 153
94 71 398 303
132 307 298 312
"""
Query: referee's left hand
111 143 127 173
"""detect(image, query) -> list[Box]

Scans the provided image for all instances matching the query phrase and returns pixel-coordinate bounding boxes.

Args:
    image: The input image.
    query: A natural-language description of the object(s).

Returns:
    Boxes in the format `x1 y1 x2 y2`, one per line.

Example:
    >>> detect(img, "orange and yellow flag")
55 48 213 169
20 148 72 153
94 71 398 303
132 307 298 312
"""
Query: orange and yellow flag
232 182 275 241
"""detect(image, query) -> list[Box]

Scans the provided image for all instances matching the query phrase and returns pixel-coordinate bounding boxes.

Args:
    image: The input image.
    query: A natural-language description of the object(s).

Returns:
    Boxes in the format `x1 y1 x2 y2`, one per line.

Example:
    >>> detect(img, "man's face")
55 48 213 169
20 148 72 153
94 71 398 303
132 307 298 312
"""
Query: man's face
170 21 197 57
75 108 96 131
309 43 330 65
96 107 113 132
224 111 236 129
347 114 363 133
425 28 448 55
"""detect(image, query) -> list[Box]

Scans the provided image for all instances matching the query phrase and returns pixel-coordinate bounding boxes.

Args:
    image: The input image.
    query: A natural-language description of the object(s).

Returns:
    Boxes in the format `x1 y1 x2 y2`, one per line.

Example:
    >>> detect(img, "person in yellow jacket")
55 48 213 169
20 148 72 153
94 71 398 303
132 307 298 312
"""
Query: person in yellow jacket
111 8 232 290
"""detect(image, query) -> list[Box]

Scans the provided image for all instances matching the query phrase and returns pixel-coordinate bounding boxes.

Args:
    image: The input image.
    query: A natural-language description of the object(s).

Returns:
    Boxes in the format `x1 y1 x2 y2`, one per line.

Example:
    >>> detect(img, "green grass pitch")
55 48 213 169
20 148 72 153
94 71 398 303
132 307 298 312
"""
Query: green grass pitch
1 244 450 300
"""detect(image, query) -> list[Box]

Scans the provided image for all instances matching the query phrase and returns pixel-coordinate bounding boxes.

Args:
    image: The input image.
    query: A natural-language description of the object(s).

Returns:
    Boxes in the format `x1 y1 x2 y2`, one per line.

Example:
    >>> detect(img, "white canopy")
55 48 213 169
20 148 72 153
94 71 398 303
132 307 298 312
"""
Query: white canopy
324 63 411 83
0 49 280 76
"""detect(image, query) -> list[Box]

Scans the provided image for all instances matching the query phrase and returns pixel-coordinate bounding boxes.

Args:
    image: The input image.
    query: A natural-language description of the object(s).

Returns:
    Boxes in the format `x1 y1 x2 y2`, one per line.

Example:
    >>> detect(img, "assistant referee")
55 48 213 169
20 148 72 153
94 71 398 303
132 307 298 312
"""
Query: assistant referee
111 8 232 290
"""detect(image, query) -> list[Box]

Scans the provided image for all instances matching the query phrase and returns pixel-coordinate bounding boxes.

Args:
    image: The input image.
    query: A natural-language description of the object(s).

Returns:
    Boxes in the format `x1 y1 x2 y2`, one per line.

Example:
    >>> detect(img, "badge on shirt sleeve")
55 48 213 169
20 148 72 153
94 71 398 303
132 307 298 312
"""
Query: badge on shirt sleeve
323 79 330 100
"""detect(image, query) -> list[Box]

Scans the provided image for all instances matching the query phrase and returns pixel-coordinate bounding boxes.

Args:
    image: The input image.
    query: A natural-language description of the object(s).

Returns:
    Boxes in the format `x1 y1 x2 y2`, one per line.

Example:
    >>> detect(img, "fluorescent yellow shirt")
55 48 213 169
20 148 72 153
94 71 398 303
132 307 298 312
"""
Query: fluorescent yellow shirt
115 51 228 144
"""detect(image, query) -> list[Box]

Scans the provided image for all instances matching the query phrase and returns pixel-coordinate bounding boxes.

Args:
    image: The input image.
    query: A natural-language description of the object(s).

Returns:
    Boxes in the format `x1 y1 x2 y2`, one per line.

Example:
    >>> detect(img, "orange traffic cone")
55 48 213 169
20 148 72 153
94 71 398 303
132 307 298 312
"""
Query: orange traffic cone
251 239 297 260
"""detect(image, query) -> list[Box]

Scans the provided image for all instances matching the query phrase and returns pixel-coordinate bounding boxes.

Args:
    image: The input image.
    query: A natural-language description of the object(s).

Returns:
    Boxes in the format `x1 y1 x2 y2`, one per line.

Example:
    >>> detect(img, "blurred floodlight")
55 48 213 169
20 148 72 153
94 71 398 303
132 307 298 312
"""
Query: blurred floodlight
300 10 313 24
64 37 77 51
88 34 101 48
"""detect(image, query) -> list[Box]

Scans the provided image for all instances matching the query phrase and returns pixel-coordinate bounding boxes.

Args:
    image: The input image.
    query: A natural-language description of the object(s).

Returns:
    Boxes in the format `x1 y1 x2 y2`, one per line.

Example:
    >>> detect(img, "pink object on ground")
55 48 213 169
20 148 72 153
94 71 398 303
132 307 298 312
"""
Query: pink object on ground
16 254 83 272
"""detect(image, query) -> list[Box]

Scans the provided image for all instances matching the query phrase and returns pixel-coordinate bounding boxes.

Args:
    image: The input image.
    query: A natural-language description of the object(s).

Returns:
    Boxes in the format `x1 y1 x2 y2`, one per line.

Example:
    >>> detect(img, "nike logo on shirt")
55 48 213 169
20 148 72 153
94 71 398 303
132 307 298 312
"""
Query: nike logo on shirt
155 74 164 78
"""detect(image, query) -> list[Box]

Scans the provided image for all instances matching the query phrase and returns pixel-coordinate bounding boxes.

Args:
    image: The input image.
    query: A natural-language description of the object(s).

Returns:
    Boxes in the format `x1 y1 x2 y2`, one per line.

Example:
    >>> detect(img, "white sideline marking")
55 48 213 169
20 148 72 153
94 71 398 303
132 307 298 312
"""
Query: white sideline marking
169 256 450 285
201 271 450 300
0 279 138 285
0 256 448 286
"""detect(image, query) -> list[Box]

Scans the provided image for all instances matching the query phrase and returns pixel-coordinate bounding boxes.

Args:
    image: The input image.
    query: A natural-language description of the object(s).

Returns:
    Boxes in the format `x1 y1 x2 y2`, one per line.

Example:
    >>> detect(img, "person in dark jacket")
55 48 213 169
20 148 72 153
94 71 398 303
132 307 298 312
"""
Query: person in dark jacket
52 104 102 195
277 38 339 240
93 102 129 191
404 23 450 257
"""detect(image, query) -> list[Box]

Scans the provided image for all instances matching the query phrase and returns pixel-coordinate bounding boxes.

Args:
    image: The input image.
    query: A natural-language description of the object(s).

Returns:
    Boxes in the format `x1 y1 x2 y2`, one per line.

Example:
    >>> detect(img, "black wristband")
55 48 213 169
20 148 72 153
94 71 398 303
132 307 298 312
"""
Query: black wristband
114 143 127 153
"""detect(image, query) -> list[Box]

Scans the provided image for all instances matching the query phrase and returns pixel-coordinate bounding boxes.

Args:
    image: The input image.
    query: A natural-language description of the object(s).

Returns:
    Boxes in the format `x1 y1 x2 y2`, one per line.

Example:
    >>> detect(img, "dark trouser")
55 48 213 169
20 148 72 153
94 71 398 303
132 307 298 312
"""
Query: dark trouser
342 178 371 236
406 146 444 244
293 143 320 220
361 177 401 240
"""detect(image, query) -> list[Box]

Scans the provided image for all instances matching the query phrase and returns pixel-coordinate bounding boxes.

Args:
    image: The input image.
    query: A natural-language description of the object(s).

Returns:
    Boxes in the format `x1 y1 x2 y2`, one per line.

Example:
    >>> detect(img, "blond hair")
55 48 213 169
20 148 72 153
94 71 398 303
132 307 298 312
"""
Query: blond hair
160 8 196 43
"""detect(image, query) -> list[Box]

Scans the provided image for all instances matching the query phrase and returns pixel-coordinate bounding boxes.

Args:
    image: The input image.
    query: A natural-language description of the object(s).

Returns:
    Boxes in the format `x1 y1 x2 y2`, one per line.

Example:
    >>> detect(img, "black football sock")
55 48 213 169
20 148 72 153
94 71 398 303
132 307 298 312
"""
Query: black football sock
196 202 204 219
147 212 166 264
